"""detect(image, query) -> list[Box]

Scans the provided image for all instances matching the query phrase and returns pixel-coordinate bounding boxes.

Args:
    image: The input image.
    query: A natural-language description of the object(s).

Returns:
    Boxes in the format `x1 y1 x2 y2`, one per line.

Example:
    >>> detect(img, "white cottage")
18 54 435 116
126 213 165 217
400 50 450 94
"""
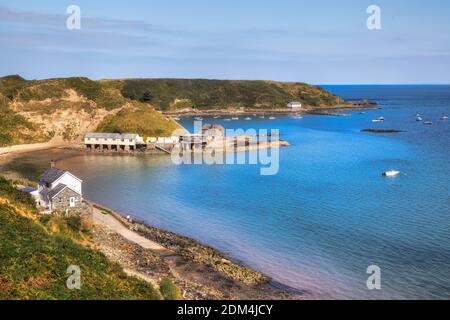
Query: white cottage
38 164 83 212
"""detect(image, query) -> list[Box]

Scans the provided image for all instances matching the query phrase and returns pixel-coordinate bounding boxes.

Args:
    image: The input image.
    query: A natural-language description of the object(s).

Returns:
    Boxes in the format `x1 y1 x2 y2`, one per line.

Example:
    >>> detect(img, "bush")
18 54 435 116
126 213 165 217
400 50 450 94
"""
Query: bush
159 277 182 300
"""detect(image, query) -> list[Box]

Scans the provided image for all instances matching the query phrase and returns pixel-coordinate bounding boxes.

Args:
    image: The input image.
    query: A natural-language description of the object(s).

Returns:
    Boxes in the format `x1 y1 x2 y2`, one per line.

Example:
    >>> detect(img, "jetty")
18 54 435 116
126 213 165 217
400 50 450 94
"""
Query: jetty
84 124 288 155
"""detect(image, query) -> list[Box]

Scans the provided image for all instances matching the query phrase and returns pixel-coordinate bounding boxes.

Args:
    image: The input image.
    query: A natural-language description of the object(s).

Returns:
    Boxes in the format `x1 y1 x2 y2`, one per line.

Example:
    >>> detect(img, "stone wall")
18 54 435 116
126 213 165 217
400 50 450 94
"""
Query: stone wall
51 187 82 211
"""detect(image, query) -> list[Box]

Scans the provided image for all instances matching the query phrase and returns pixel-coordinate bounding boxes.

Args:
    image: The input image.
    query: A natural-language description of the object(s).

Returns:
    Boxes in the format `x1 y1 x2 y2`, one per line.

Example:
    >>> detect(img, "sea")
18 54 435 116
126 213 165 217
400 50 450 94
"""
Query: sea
58 85 450 299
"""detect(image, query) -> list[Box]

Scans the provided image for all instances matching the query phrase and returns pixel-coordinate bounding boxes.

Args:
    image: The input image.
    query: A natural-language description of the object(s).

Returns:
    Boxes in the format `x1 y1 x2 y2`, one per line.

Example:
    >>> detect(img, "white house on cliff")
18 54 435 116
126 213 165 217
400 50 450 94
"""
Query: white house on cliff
38 164 83 212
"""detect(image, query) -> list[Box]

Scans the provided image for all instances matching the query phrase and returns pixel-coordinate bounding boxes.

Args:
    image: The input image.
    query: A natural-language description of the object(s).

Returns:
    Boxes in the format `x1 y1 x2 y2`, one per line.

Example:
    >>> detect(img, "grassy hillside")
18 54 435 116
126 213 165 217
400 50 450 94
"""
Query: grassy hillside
0 176 161 299
118 78 343 110
95 101 182 137
0 75 181 147
0 75 344 147
0 93 48 147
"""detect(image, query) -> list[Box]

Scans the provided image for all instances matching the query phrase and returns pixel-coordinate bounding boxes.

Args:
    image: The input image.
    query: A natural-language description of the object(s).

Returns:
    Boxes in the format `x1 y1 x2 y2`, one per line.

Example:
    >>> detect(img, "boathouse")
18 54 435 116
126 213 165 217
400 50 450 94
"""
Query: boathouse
179 134 209 150
201 124 225 140
84 133 144 152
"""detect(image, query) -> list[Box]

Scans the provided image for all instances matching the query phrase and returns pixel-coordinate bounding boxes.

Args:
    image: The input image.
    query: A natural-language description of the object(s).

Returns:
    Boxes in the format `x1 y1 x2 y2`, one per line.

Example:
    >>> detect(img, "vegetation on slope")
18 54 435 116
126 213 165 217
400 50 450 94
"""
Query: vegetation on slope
95 101 182 137
0 93 48 147
0 177 161 300
0 75 345 147
119 78 343 110
0 76 180 146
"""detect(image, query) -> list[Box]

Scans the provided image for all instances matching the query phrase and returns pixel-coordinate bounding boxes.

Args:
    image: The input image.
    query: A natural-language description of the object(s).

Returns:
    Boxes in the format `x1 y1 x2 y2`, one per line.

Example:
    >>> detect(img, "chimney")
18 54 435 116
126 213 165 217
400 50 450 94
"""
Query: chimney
50 160 55 168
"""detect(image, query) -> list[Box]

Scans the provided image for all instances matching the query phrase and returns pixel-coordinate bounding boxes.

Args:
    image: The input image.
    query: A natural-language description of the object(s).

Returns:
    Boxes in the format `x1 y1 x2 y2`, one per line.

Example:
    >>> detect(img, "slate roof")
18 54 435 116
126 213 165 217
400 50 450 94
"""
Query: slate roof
85 132 140 140
46 184 68 200
39 167 66 185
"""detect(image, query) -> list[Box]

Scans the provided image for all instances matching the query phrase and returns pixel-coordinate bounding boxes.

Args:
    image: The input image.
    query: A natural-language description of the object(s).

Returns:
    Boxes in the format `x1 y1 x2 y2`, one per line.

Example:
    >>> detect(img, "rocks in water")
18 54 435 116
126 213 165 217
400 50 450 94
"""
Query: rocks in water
134 223 269 285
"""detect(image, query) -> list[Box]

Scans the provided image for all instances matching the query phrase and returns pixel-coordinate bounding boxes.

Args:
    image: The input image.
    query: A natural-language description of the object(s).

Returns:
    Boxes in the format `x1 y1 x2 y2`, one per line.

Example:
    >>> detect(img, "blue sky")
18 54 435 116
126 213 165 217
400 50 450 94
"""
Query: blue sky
1 0 449 84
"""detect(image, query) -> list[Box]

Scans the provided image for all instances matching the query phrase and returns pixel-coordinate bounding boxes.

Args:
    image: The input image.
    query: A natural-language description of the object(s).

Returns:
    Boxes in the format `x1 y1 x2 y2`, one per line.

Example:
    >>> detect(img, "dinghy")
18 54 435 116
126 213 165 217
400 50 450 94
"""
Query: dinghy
383 170 400 177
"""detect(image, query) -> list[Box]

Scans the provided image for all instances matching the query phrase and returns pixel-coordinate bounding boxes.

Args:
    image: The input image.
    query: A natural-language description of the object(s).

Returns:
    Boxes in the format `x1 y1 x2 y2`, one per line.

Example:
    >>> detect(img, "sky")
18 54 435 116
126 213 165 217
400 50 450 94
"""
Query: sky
0 0 449 84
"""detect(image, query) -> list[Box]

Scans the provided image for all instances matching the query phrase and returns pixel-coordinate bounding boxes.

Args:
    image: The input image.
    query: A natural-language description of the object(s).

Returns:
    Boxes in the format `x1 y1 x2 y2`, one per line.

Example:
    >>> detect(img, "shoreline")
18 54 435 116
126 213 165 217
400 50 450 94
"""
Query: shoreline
0 148 299 299
163 104 375 118
88 199 298 299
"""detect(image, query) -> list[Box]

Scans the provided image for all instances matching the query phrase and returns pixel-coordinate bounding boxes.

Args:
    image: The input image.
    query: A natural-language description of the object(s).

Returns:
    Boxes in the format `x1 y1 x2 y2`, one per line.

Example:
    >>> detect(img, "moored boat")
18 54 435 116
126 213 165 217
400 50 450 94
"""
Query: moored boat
372 116 384 123
383 170 400 177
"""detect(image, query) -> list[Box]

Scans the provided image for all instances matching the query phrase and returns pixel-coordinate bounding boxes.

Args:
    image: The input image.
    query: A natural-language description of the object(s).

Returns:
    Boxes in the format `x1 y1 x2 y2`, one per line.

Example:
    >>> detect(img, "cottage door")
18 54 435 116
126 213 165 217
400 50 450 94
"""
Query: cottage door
69 197 75 207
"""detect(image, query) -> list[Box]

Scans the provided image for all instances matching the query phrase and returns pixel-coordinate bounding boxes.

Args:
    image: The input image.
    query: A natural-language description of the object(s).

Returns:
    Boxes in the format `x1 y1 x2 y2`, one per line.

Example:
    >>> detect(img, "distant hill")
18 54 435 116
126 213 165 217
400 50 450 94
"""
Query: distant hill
0 75 343 147
117 78 343 110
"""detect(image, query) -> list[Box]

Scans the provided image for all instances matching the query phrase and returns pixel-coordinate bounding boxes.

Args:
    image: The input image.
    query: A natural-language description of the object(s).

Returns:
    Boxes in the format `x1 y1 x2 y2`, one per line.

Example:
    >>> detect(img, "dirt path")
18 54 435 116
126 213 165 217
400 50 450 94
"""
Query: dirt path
92 208 169 253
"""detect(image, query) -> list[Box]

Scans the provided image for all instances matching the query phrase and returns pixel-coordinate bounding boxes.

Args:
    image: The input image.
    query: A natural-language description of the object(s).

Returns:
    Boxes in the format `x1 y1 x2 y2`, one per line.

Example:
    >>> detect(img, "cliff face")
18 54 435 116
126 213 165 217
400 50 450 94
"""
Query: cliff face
0 76 181 147
0 75 343 147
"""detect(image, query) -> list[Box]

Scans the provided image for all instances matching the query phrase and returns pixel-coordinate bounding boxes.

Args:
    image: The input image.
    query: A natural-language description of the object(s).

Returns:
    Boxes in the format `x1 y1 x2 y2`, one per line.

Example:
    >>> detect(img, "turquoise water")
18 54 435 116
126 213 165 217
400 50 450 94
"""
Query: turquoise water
59 86 450 299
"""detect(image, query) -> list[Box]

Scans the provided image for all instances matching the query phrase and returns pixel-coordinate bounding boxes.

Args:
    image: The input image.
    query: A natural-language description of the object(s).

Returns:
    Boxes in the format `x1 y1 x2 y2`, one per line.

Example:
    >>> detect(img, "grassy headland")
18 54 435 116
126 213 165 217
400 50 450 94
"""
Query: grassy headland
0 75 344 147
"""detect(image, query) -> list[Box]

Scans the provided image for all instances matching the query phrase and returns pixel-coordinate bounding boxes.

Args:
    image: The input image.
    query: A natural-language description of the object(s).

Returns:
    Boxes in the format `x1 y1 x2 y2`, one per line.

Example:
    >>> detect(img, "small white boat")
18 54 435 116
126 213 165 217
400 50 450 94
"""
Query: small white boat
213 115 221 119
173 117 180 121
423 121 433 125
292 114 303 119
194 117 203 121
416 116 423 121
259 116 265 119
244 117 252 120
231 117 239 120
441 115 449 120
383 170 400 177
269 116 276 120
224 118 231 121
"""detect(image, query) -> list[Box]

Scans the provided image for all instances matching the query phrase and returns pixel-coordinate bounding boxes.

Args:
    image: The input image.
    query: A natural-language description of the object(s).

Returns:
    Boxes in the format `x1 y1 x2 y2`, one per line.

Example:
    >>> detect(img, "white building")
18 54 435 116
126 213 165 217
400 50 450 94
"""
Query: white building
287 101 302 109
38 164 83 212
84 133 144 151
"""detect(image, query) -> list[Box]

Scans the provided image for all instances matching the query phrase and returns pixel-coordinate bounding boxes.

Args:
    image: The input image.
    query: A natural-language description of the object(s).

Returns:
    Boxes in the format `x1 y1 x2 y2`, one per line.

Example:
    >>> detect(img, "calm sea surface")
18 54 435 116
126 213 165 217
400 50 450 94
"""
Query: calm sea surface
59 85 450 299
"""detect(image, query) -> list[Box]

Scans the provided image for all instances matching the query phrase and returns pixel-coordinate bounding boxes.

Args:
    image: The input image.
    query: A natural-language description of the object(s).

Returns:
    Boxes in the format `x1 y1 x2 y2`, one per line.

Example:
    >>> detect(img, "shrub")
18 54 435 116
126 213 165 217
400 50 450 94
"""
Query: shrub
159 277 182 300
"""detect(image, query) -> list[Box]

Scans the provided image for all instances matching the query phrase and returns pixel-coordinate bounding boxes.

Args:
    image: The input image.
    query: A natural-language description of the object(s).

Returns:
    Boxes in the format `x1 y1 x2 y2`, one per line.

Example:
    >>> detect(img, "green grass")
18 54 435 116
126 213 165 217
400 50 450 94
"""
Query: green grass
159 277 182 300
0 95 47 147
119 78 342 110
0 177 161 300
95 102 181 137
